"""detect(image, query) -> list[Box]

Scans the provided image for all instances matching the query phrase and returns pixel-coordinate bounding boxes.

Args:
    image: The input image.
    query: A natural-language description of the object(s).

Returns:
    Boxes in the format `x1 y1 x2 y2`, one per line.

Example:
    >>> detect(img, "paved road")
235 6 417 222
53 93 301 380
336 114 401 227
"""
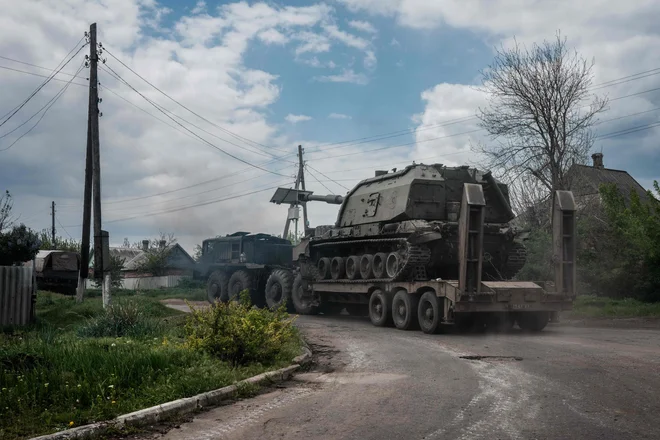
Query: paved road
158 312 660 440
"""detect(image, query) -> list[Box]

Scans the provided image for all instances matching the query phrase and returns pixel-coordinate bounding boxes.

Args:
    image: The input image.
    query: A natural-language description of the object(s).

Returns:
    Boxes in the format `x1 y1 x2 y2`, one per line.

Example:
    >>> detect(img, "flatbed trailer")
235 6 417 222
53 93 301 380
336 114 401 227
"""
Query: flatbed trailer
297 184 577 333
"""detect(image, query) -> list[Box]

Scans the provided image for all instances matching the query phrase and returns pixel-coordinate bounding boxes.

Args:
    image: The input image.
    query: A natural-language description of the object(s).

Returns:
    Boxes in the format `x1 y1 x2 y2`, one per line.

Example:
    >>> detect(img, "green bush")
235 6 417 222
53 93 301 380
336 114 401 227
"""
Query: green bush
184 292 297 366
176 277 206 289
77 298 162 338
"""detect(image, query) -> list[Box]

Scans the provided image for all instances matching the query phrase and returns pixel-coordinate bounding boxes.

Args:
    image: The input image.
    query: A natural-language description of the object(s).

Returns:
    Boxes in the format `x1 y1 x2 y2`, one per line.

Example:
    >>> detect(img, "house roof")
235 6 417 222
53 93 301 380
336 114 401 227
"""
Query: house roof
567 164 650 204
88 243 195 271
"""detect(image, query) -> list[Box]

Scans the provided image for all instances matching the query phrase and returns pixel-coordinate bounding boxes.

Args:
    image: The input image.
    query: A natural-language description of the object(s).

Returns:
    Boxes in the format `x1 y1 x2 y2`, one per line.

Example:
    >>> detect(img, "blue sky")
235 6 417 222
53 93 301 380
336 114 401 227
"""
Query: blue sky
0 0 659 252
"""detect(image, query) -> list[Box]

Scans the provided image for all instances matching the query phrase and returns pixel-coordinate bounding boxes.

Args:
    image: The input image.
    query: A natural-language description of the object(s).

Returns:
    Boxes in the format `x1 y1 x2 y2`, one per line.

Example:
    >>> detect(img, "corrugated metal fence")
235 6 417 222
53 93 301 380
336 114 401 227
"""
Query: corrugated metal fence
0 265 35 326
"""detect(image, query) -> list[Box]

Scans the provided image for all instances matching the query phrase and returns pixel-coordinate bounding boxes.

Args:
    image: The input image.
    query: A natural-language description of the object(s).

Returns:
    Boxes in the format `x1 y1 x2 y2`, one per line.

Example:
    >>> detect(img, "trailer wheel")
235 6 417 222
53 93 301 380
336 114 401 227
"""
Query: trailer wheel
345 256 360 280
228 270 262 306
369 289 392 327
330 257 345 280
392 290 419 330
517 312 549 332
292 273 319 315
265 269 293 310
417 292 442 334
360 254 374 279
207 270 229 304
317 257 331 280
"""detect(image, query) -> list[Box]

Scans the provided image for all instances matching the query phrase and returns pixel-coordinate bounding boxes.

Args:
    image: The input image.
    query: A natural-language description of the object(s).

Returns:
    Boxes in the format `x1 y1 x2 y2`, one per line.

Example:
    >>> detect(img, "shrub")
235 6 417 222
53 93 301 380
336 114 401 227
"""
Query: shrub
77 298 162 338
184 292 297 366
176 277 205 289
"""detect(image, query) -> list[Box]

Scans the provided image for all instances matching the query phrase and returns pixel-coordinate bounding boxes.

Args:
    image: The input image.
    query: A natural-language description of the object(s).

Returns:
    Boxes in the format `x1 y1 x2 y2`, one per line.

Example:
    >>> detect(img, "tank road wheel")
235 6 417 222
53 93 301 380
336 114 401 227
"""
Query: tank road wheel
386 252 401 278
392 290 419 330
369 289 392 327
265 269 293 310
292 273 319 315
330 257 346 280
206 270 229 304
228 270 262 306
517 312 549 332
360 254 374 280
317 257 331 280
418 291 443 334
345 256 361 280
372 252 387 279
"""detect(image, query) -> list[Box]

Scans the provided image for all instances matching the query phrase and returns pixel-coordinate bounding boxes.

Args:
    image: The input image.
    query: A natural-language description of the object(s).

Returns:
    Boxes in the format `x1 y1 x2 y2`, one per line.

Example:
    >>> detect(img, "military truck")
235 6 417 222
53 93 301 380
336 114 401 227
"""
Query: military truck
199 232 294 308
31 250 81 295
271 162 576 333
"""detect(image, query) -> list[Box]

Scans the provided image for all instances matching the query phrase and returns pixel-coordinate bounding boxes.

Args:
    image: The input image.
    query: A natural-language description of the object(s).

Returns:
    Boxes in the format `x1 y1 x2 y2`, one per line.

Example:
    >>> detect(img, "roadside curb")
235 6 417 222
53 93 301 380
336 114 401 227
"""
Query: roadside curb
29 345 313 440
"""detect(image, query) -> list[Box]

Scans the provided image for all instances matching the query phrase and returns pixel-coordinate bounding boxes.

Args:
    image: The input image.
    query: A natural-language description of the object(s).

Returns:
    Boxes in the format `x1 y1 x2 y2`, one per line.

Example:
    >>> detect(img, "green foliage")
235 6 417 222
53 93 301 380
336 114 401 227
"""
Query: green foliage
37 231 81 253
76 298 163 338
0 224 41 266
514 230 553 281
134 233 177 276
567 295 660 318
176 277 206 290
0 291 302 439
184 291 298 366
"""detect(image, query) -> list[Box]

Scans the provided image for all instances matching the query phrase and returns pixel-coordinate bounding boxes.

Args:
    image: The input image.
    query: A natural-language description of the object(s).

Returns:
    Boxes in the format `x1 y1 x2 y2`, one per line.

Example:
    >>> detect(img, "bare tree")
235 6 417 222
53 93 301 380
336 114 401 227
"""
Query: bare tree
475 32 608 196
0 190 15 232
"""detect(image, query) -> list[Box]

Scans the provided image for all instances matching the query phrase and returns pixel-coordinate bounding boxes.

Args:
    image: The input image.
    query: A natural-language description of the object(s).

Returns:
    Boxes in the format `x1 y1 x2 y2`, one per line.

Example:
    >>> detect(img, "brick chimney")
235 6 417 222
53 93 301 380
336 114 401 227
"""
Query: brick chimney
591 152 604 169
142 239 149 251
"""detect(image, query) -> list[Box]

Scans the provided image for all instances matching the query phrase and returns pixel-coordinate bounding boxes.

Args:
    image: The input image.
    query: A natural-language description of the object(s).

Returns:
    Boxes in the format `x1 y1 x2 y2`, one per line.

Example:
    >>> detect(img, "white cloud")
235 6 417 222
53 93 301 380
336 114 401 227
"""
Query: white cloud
363 50 377 69
258 28 289 45
285 114 312 123
301 57 337 68
293 31 331 55
348 20 377 34
314 69 369 85
390 37 400 46
328 113 352 119
191 1 206 15
322 23 370 51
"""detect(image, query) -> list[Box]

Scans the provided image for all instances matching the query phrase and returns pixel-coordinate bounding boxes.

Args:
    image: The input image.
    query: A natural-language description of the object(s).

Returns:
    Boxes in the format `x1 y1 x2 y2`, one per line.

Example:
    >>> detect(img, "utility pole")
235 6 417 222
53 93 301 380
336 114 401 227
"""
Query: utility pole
298 145 310 237
283 145 305 241
51 201 56 244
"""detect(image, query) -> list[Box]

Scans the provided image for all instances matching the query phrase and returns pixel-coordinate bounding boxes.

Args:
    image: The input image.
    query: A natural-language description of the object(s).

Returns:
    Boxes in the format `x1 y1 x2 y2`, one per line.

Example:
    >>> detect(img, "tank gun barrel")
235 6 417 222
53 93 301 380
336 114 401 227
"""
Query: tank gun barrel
302 194 344 204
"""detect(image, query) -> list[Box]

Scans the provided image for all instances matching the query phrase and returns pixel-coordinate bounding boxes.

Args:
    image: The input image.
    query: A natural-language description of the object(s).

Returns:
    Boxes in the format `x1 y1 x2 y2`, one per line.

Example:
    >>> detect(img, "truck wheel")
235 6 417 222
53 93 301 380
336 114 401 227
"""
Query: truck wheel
517 312 549 332
369 289 392 327
292 273 319 315
207 270 229 304
392 290 419 330
372 252 387 279
265 269 293 310
228 270 261 306
418 291 442 334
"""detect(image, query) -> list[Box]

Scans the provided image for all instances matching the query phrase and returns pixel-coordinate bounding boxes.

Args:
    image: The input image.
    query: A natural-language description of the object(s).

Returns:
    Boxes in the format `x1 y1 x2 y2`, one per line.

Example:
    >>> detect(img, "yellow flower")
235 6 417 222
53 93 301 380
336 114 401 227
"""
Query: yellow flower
111 400 116 404
69 421 74 427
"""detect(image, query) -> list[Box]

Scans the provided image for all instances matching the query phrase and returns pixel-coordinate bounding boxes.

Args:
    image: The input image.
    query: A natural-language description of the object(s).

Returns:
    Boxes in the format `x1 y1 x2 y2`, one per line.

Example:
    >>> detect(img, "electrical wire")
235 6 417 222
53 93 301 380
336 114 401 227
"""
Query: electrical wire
0 54 89 79
56 216 74 240
0 65 88 87
306 163 349 191
305 167 335 194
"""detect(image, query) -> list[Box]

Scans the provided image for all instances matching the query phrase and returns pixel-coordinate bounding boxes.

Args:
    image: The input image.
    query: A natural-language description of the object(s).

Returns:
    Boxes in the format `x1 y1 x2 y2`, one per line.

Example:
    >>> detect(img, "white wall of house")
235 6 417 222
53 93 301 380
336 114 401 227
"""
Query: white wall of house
86 275 192 290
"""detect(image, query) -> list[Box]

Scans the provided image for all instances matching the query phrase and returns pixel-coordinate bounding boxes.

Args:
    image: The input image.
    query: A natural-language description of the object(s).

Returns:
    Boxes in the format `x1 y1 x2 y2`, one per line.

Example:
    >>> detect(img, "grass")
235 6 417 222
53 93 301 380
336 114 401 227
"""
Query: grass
0 289 301 440
566 295 660 319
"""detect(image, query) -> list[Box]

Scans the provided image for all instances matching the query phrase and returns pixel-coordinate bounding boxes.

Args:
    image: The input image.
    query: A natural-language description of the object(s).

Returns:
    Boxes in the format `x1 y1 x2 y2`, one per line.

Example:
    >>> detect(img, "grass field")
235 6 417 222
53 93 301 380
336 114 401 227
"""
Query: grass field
566 295 660 319
0 289 301 440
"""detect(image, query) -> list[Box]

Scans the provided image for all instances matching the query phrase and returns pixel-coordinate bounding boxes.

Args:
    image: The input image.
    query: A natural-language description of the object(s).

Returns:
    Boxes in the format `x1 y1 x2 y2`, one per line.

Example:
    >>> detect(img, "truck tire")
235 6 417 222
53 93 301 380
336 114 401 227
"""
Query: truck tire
369 289 392 327
207 270 229 304
292 272 319 315
228 270 262 306
517 312 549 332
265 269 293 310
417 291 442 334
392 290 419 330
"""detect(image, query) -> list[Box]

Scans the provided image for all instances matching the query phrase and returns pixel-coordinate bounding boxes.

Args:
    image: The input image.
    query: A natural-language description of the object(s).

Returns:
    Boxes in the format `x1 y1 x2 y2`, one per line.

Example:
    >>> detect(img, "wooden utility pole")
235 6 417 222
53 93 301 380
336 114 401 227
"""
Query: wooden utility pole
298 144 310 237
51 201 56 243
283 145 305 240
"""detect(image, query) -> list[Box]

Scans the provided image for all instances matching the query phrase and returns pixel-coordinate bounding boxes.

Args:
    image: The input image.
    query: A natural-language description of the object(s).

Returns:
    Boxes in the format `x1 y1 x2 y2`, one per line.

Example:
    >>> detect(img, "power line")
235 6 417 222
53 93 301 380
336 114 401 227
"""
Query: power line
305 167 335 194
0 61 86 152
56 216 74 240
102 45 290 155
0 65 88 87
306 163 350 191
0 54 89 79
0 36 86 127
101 62 291 177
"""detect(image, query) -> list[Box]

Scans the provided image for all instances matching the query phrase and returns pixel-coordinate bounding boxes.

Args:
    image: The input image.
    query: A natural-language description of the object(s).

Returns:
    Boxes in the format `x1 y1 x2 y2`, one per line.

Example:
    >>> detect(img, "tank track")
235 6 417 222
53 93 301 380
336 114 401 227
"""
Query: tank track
310 237 431 283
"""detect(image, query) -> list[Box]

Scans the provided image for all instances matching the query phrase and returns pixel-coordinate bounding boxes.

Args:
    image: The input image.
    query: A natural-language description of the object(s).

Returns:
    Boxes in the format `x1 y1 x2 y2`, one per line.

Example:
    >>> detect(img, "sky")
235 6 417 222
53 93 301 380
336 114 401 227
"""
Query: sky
0 0 659 255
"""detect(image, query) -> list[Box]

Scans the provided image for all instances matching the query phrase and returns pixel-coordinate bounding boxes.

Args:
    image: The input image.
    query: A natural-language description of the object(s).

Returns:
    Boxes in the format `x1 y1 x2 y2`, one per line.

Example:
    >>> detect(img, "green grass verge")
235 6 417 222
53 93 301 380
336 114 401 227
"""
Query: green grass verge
0 290 301 440
566 295 660 319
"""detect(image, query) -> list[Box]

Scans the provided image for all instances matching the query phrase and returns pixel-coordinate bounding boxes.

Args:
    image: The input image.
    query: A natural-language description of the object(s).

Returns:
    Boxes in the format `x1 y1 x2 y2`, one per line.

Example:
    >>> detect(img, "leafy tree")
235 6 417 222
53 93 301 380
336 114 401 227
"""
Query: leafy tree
0 190 15 232
134 232 177 276
0 224 41 266
38 230 82 253
475 32 608 205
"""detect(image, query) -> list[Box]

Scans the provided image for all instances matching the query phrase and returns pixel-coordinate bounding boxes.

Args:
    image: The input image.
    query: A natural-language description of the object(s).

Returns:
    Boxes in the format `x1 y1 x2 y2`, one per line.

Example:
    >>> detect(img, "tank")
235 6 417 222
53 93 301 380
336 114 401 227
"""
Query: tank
296 162 526 282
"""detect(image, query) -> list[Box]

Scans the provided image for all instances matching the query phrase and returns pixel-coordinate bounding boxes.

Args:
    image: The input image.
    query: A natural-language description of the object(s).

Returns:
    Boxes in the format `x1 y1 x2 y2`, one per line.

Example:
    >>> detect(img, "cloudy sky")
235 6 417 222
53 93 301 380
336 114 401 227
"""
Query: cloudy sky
1 0 658 254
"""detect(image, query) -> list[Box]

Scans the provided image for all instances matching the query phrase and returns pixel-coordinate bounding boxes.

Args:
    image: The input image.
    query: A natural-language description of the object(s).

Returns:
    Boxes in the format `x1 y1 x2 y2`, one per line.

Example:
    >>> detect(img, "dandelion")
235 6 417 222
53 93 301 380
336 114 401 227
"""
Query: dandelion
111 400 116 404
69 421 74 427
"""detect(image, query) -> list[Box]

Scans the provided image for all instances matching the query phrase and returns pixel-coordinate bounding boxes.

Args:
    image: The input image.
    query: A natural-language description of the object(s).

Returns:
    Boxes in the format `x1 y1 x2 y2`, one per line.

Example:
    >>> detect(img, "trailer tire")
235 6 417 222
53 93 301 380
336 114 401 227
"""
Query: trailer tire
292 273 319 315
265 269 293 310
369 289 392 327
207 270 229 304
418 292 442 334
517 312 549 332
392 290 419 330
228 270 262 306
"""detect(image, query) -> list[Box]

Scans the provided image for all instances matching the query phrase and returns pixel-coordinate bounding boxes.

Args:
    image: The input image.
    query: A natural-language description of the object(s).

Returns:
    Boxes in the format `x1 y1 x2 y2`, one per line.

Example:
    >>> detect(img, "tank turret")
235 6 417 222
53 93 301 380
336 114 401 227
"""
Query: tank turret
273 162 526 283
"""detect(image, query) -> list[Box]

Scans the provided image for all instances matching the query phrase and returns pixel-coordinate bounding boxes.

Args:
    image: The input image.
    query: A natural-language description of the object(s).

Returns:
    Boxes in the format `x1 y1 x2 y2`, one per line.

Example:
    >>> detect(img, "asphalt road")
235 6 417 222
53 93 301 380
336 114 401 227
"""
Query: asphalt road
158 312 660 440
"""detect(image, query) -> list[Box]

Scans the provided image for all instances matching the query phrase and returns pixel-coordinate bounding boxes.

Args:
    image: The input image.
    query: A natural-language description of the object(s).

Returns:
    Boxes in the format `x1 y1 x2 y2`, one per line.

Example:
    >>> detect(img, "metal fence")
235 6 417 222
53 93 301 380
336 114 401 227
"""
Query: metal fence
0 265 35 327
